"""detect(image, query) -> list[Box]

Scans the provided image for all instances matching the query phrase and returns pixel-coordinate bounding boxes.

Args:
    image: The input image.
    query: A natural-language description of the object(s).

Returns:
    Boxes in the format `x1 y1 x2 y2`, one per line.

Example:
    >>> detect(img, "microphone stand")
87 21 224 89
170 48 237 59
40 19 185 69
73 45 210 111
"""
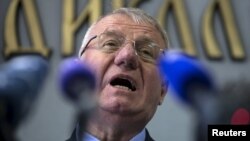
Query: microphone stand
0 118 18 141
188 87 221 141
70 89 97 141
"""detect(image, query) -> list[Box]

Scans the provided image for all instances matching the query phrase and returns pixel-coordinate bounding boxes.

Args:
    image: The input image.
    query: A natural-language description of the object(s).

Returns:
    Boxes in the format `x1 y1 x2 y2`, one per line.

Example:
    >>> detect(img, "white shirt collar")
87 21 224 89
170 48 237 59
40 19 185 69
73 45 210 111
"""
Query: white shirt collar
82 128 146 141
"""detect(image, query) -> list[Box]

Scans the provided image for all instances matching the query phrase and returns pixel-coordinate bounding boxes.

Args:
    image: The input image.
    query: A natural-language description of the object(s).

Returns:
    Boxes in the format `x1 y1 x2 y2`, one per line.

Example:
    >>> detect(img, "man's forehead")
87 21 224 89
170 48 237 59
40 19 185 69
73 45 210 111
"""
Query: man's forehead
88 14 166 48
93 14 156 34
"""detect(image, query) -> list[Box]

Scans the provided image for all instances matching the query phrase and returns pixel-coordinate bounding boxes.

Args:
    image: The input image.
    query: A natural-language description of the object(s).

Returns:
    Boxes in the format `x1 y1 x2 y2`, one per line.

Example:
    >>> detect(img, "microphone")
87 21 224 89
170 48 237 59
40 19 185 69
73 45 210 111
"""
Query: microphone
0 55 48 141
158 50 250 141
158 50 215 104
158 50 220 141
58 57 97 139
58 57 96 111
218 80 250 125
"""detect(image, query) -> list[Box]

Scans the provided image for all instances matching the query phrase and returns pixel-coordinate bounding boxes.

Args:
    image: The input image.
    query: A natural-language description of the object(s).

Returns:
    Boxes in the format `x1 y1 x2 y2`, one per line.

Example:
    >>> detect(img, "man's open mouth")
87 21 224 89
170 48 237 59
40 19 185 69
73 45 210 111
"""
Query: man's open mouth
109 76 136 91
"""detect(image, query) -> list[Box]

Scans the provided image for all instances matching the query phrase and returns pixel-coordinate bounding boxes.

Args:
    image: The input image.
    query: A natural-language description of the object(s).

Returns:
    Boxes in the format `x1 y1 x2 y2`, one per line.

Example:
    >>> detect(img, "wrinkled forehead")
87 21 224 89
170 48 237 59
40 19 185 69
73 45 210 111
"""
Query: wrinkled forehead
94 14 156 33
89 14 165 47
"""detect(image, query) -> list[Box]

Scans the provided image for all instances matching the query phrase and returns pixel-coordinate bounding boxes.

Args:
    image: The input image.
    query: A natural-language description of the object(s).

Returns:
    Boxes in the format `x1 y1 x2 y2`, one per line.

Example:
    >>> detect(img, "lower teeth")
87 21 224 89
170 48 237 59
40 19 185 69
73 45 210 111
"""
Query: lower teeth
114 85 132 91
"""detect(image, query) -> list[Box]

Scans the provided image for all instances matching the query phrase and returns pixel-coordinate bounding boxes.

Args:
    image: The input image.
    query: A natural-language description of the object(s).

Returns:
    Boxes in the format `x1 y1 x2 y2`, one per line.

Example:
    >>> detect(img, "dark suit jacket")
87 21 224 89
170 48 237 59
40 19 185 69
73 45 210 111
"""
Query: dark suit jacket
66 127 154 141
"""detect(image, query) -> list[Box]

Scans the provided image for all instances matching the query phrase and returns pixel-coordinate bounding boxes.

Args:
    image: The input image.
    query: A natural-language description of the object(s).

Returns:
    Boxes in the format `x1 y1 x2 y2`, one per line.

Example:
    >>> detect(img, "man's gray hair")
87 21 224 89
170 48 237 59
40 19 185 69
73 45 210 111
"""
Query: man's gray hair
79 7 169 57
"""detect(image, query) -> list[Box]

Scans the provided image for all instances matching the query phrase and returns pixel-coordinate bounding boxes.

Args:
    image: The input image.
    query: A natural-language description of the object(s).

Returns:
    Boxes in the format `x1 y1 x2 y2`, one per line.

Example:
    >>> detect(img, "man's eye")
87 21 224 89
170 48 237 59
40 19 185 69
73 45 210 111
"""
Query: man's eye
102 40 120 48
139 48 154 58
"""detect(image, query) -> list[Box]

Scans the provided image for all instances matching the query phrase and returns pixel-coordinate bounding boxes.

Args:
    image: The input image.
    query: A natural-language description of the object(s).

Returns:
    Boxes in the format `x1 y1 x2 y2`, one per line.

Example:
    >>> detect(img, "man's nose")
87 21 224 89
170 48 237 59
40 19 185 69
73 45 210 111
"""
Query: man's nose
114 44 139 70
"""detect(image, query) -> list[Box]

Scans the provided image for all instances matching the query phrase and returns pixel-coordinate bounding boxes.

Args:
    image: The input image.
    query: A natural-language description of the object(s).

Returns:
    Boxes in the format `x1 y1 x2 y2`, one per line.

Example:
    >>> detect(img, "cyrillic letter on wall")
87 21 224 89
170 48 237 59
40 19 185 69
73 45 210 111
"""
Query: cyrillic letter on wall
4 0 50 59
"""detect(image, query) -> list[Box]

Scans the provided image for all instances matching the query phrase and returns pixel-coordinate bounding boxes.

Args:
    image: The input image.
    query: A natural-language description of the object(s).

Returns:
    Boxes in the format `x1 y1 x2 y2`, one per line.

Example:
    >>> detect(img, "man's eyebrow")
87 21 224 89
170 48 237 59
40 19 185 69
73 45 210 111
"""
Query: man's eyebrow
103 29 124 37
136 36 156 43
135 36 161 48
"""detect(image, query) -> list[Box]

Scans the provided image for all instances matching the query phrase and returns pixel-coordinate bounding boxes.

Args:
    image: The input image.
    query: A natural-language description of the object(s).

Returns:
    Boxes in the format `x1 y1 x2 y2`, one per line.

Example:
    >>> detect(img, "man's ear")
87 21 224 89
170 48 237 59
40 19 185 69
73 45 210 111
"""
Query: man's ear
159 82 168 105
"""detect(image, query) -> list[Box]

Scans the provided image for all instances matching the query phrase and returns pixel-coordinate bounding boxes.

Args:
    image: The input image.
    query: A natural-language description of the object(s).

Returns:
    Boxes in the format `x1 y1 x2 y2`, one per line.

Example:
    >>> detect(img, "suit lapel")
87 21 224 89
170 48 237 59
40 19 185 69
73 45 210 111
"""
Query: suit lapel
145 129 155 141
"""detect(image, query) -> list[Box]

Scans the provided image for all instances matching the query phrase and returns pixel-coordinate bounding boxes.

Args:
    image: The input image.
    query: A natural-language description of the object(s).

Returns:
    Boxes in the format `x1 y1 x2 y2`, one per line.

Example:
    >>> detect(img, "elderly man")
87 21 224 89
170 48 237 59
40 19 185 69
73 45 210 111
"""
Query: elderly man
67 7 169 141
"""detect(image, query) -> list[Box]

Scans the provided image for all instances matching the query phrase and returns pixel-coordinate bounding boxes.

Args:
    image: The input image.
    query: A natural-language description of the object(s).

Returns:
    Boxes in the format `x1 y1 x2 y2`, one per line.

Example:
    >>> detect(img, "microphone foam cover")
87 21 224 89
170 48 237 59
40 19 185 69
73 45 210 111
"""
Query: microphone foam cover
158 50 214 103
58 57 96 102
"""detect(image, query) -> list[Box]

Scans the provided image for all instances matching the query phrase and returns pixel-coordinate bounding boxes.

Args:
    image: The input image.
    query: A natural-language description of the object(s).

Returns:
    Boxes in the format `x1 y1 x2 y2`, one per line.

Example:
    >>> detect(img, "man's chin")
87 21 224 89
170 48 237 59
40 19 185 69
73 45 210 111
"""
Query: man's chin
99 103 140 116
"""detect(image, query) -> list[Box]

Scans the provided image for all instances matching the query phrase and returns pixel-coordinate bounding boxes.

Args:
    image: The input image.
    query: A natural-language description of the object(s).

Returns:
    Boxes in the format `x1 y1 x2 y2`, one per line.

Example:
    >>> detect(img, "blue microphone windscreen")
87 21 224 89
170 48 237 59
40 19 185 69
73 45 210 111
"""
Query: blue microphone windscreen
158 50 214 104
58 57 96 102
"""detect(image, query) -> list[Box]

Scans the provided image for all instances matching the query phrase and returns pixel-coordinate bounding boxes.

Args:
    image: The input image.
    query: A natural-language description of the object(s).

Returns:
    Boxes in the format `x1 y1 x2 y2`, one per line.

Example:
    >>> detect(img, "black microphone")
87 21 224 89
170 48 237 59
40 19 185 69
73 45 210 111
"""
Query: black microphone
218 80 250 125
158 50 220 141
58 57 97 140
0 55 49 141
